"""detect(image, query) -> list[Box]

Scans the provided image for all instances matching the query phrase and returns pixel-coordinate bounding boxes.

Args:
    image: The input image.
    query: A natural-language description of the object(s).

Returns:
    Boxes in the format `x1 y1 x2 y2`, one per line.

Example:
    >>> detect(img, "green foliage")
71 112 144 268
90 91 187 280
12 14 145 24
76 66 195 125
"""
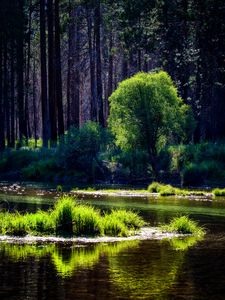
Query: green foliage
169 143 225 186
148 182 162 193
25 211 55 235
72 205 103 236
0 196 144 238
161 216 205 235
53 197 76 236
22 158 58 181
57 121 107 180
107 210 145 230
103 214 129 237
108 71 193 174
212 188 225 197
147 182 207 197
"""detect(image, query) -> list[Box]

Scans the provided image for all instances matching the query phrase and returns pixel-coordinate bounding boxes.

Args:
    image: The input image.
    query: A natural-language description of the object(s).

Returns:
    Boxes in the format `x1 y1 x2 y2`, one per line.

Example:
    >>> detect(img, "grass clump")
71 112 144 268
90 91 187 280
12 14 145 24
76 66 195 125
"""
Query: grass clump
73 205 103 236
148 182 207 197
0 196 144 238
148 182 162 193
212 188 225 197
161 216 205 236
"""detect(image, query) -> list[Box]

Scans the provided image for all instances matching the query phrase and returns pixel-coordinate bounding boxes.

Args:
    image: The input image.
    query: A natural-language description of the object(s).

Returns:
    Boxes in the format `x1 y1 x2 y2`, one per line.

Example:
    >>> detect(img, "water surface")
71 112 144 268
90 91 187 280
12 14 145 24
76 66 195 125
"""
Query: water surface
1 184 225 299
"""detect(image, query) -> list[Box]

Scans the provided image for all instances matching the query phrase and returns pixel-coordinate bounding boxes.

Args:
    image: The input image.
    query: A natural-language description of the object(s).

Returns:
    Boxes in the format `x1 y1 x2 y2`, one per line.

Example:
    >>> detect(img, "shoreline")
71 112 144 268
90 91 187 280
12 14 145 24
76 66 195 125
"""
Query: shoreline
0 227 185 245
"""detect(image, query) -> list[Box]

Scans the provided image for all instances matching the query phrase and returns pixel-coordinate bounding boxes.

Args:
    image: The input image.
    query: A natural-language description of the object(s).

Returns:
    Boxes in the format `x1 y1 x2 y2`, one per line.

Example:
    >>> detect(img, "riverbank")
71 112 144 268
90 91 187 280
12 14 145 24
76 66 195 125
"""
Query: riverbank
0 227 184 245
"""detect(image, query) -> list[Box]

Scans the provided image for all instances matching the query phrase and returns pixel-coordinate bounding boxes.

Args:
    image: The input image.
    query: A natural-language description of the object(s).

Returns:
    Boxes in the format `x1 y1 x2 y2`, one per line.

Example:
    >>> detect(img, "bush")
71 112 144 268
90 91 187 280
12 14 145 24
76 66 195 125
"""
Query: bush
159 185 177 196
212 188 225 197
161 216 205 235
169 143 225 186
22 158 58 181
148 182 162 193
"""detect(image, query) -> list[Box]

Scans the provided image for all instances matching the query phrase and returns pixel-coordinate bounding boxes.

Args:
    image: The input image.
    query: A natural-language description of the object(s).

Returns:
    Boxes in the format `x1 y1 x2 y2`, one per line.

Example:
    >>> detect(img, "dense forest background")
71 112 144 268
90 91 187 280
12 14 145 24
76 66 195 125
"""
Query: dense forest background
0 0 225 185
0 0 225 148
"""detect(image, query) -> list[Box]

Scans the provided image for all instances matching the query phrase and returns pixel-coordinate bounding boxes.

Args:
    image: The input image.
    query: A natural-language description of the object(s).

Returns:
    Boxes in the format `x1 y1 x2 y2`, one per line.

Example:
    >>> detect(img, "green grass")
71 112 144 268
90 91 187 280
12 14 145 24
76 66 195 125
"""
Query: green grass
0 196 144 238
148 182 207 197
161 216 205 235
212 188 225 197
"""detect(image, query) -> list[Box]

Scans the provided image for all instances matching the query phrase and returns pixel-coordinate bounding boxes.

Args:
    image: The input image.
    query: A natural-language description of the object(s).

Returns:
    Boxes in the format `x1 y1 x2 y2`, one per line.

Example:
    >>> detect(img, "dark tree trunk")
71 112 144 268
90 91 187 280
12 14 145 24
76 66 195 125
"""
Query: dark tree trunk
86 7 97 122
40 0 50 147
72 6 81 127
25 0 32 139
106 30 113 123
17 0 27 144
3 42 10 146
54 0 64 137
94 0 104 126
32 59 37 148
47 0 57 144
10 44 15 148
0 38 5 151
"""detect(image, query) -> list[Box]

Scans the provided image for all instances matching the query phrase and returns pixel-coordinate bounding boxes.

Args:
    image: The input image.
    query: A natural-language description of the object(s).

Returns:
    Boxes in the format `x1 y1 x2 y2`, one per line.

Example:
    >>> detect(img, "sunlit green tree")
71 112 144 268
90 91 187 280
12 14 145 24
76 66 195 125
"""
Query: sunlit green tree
108 71 194 176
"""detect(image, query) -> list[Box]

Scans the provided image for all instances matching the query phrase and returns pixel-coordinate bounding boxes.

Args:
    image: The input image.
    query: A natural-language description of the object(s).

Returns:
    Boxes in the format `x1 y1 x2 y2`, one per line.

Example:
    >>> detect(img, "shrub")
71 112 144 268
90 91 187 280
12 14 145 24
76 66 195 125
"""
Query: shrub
159 185 177 196
212 188 225 197
161 216 205 235
148 182 162 193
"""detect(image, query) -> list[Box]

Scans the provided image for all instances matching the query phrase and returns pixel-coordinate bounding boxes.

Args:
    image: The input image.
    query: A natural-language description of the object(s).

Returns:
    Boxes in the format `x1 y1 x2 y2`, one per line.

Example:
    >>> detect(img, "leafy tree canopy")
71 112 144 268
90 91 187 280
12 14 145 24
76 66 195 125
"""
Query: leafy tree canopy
108 70 194 174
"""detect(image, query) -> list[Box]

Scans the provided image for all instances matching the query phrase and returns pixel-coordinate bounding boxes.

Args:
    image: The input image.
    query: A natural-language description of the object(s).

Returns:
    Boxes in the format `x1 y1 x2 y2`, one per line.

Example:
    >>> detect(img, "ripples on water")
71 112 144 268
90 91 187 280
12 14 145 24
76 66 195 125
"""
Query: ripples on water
1 185 225 299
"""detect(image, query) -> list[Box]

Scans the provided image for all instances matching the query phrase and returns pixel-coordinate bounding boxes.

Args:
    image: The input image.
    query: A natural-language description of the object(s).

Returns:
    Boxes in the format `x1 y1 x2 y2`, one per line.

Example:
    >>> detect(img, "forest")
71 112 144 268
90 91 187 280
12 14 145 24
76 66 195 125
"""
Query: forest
0 0 225 186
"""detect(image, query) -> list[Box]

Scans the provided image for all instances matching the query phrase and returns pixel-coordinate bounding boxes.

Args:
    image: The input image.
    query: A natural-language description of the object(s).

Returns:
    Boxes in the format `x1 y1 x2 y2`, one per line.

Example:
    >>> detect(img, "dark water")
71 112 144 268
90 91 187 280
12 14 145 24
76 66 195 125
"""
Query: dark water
1 187 225 299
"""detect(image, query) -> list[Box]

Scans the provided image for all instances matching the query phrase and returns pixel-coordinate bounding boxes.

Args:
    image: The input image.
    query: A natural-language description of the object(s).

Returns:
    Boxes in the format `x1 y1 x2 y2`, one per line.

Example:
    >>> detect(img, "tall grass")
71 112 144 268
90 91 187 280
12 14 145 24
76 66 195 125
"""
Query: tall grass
212 188 225 197
148 182 206 197
0 196 144 238
161 216 205 235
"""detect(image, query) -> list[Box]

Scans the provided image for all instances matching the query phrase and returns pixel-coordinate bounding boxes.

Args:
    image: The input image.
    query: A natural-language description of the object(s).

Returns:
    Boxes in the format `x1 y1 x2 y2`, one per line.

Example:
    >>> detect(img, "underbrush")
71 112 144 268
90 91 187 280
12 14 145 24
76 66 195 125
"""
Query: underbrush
168 143 225 186
0 196 144 237
161 216 205 235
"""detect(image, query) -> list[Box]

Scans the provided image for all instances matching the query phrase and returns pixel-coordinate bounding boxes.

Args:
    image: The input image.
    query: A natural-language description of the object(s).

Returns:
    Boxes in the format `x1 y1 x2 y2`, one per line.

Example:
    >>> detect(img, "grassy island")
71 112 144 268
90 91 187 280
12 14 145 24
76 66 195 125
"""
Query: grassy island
0 196 145 237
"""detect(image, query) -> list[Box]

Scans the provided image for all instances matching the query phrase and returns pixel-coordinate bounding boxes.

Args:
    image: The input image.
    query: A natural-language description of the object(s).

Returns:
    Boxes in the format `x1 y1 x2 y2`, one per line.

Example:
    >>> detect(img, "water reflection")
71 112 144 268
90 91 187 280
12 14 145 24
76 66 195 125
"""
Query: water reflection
166 235 204 251
0 240 139 278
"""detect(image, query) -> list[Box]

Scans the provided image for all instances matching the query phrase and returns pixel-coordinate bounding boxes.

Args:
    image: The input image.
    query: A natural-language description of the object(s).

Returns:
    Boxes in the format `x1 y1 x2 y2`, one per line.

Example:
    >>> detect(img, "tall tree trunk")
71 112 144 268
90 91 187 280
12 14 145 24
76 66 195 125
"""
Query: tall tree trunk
106 29 113 123
48 0 57 144
0 38 5 151
40 0 50 147
3 42 10 146
55 0 64 137
32 59 37 148
10 44 15 148
72 6 80 127
86 7 97 121
17 0 27 144
25 0 32 139
66 1 73 129
94 0 104 126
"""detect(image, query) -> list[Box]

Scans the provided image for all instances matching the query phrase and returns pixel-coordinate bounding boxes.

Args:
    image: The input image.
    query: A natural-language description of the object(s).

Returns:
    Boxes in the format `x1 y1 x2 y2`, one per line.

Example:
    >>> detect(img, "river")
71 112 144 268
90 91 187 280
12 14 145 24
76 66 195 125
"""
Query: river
0 183 225 299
